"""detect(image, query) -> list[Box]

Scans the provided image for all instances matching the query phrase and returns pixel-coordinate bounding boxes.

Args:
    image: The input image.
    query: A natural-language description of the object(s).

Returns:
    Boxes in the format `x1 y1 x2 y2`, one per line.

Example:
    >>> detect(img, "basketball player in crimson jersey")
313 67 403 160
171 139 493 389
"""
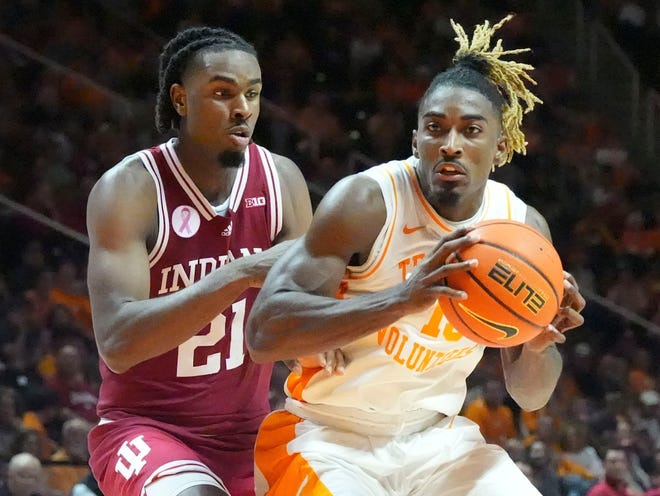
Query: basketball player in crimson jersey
245 16 587 495
85 28 312 496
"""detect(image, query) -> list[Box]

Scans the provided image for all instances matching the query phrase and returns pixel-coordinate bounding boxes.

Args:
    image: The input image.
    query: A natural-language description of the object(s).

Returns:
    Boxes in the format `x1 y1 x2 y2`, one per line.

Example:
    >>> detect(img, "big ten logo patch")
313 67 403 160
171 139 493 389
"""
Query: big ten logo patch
244 196 266 208
172 205 201 238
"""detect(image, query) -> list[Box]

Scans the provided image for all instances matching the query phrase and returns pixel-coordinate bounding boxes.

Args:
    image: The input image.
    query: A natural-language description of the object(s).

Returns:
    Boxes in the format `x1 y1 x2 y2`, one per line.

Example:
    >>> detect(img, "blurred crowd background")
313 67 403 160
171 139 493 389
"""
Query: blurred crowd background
0 1 658 495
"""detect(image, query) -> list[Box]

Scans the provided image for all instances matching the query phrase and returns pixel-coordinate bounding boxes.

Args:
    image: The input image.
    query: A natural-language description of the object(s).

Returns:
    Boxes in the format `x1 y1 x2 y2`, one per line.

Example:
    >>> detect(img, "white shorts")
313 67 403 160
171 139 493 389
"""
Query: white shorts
255 409 540 496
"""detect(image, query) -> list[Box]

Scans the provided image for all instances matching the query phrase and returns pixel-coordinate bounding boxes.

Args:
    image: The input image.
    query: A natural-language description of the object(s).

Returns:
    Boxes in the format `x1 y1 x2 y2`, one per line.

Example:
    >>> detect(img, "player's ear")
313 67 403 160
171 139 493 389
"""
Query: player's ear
494 136 508 167
170 84 187 116
412 130 419 158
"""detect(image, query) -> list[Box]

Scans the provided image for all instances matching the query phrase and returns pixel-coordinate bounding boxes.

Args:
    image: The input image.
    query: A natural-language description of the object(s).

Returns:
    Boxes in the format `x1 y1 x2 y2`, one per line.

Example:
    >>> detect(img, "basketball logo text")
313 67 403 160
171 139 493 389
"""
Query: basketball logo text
487 260 547 314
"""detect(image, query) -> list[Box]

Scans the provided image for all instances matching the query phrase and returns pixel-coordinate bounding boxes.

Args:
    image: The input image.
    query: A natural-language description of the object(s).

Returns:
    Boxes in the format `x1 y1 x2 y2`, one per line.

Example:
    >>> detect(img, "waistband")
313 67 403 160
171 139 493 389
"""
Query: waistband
285 398 447 436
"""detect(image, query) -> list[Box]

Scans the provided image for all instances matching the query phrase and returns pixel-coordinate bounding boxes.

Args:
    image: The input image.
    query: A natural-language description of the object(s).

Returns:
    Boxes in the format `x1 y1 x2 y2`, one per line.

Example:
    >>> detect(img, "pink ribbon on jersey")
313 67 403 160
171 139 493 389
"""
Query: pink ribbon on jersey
179 207 192 234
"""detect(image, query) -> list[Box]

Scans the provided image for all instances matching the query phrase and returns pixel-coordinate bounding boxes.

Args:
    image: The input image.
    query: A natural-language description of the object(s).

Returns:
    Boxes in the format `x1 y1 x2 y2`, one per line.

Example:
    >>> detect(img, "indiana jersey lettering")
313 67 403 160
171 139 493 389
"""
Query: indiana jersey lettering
90 139 283 496
285 157 527 417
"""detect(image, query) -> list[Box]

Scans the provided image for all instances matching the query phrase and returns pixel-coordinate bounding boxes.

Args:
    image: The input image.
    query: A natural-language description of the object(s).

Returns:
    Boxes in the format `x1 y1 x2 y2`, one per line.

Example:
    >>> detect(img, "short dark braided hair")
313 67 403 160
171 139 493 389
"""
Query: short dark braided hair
155 26 257 134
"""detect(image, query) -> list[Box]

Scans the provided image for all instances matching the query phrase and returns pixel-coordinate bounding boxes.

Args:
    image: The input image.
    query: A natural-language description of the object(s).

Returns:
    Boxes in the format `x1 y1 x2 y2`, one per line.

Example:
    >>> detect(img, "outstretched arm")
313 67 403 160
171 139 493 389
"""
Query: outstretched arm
246 174 480 363
501 206 586 411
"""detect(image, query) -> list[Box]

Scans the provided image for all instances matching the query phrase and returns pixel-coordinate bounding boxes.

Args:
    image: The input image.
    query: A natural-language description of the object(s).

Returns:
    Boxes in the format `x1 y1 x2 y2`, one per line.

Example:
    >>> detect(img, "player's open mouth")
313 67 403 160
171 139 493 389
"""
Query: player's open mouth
228 125 250 138
435 162 466 181
227 126 251 146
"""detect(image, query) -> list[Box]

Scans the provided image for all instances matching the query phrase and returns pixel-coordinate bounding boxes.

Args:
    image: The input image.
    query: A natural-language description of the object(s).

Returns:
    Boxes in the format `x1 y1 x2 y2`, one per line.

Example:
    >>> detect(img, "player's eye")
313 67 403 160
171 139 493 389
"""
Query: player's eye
427 122 442 132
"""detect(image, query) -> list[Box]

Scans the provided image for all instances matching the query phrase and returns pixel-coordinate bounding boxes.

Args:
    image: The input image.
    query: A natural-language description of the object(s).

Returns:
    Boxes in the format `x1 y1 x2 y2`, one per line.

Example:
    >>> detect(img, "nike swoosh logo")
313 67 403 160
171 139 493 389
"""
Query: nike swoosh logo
403 224 425 234
459 303 519 339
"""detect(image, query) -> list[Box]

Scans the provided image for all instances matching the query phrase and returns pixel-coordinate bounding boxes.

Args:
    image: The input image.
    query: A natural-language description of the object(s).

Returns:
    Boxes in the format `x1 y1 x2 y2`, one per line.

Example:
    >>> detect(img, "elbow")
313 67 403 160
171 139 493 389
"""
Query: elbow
245 310 289 364
507 386 552 412
99 348 132 374
245 327 279 364
96 332 136 374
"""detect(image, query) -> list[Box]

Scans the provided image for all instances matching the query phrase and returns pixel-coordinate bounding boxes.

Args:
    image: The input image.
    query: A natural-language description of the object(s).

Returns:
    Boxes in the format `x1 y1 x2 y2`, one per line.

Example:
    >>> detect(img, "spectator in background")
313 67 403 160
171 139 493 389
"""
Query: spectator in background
587 447 640 496
615 419 653 493
505 437 529 464
11 429 42 463
46 344 98 424
464 378 517 446
559 420 602 495
0 298 52 403
0 452 64 496
48 260 92 339
528 440 563 496
561 420 605 481
0 387 26 464
635 391 660 450
46 418 92 495
20 387 59 460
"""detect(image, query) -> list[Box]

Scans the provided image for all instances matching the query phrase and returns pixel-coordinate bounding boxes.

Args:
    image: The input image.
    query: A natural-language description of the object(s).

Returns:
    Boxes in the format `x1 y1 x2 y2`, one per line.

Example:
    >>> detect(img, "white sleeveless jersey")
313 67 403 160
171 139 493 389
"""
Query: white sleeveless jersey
285 157 528 417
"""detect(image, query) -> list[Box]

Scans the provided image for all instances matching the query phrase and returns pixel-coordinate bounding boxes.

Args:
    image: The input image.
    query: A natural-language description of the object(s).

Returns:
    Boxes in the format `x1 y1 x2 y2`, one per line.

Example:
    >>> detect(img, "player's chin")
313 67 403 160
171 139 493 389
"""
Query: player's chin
217 149 247 169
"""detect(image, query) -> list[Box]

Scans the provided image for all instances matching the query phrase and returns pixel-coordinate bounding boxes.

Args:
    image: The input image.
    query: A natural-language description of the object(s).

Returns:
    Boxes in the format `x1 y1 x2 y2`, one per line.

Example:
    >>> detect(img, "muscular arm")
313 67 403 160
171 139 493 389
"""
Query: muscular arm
246 174 479 362
501 205 585 411
87 154 312 374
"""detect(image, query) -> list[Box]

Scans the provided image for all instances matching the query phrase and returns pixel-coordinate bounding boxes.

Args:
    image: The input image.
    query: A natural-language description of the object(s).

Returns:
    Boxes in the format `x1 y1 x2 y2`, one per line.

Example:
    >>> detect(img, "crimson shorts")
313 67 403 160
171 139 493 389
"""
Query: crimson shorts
89 417 255 496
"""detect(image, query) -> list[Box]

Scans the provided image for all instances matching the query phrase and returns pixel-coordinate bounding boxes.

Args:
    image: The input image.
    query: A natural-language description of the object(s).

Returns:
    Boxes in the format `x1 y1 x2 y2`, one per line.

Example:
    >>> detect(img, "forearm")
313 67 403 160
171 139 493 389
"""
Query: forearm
501 344 562 411
96 253 263 373
247 285 414 362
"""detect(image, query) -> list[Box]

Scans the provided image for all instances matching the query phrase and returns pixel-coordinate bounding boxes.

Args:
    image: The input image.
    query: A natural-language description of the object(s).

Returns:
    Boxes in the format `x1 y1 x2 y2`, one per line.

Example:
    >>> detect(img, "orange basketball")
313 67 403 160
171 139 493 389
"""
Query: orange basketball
438 219 564 347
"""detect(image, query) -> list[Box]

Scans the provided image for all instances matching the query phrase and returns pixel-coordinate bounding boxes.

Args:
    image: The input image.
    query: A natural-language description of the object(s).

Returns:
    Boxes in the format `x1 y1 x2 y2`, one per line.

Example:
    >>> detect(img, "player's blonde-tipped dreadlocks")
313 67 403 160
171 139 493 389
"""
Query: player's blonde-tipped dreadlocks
450 14 543 165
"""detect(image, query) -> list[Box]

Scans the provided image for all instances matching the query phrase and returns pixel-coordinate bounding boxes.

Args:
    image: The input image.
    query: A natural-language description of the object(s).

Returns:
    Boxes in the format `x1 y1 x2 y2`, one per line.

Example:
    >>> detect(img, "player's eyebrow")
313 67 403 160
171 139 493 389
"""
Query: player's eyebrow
209 75 262 86
423 111 488 121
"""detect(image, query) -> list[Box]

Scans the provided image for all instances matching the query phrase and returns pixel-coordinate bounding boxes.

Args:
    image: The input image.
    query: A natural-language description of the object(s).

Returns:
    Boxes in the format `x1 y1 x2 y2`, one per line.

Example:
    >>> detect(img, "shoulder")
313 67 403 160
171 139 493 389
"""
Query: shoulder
268 150 306 185
524 204 552 241
320 172 384 217
89 153 154 203
310 173 386 257
262 149 313 240
86 152 157 237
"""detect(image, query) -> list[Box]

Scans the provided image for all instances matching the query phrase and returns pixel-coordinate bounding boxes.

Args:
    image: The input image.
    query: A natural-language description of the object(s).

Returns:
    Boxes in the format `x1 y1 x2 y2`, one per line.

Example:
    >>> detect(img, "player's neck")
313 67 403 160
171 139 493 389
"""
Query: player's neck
172 139 241 205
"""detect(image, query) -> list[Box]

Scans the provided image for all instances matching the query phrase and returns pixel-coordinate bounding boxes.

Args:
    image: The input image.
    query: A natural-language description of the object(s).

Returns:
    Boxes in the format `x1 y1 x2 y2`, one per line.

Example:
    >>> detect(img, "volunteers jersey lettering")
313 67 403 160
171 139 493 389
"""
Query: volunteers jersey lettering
97 138 283 430
286 157 527 416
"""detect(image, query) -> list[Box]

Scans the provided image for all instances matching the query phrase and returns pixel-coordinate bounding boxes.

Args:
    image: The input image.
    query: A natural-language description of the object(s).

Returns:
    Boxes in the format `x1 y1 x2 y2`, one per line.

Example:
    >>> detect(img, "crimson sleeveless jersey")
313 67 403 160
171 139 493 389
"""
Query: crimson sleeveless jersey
96 138 282 432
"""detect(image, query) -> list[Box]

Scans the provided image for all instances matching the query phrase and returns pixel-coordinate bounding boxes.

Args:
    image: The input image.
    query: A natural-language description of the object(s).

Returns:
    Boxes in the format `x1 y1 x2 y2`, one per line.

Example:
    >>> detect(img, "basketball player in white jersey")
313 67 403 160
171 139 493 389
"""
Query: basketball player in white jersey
246 15 586 496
